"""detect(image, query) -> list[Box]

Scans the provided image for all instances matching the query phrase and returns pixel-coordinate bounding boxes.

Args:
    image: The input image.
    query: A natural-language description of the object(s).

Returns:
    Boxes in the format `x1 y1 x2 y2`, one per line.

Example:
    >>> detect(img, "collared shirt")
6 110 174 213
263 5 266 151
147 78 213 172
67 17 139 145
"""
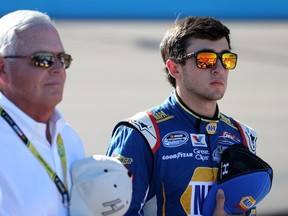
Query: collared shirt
0 92 85 216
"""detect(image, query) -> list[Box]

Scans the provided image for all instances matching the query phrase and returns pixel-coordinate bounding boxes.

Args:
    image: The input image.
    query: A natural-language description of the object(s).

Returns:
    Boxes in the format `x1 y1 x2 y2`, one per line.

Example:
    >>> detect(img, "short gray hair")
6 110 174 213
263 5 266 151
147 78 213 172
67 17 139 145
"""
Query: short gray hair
0 10 54 56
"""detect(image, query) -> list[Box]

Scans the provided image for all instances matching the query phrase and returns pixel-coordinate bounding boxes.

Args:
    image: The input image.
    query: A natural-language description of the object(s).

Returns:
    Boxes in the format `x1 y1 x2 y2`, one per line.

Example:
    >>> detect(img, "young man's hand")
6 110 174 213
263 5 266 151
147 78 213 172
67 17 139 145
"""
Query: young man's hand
213 189 245 216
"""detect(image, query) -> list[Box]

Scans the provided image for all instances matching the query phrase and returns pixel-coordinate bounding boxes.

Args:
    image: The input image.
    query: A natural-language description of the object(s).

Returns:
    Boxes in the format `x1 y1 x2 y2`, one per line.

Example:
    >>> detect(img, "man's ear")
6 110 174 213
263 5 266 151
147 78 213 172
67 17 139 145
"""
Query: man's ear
166 59 180 79
0 57 7 83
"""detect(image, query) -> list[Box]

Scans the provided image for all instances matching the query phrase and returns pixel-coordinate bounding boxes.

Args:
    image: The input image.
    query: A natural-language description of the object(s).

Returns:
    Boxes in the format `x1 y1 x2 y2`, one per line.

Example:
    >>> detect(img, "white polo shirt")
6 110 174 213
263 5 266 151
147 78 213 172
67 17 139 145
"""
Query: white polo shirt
0 93 86 216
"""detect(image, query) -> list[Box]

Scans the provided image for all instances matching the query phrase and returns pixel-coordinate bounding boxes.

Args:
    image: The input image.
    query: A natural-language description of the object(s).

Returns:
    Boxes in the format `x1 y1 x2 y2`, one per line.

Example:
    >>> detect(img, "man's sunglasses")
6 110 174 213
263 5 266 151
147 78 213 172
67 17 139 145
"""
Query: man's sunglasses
184 51 237 70
3 52 73 69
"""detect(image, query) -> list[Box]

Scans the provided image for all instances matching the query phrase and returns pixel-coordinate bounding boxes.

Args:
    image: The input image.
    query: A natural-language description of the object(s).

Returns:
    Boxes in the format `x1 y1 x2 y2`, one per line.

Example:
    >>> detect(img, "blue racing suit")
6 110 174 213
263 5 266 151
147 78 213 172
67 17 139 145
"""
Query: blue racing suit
106 91 257 216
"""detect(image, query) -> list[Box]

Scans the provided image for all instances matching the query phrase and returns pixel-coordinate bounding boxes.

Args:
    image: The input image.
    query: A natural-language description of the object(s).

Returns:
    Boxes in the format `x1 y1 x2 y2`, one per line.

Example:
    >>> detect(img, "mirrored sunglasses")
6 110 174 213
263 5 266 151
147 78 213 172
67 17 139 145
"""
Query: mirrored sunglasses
185 51 237 70
3 52 73 69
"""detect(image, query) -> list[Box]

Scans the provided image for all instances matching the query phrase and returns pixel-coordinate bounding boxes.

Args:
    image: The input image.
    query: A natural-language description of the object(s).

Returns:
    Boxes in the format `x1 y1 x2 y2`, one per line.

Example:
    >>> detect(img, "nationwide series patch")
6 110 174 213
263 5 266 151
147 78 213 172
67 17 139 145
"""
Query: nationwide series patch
162 131 189 148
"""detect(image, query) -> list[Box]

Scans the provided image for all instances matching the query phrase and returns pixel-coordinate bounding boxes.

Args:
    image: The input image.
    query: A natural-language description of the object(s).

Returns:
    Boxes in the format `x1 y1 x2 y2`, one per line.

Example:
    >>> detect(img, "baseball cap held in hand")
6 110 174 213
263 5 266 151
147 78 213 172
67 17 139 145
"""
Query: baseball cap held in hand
203 144 273 215
70 155 132 216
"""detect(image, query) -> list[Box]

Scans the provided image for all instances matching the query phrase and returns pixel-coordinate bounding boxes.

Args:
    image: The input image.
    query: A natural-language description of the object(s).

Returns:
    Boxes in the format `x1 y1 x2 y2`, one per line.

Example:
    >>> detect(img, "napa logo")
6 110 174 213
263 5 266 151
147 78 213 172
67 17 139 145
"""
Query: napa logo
238 196 256 211
162 131 189 148
206 122 217 134
180 167 218 216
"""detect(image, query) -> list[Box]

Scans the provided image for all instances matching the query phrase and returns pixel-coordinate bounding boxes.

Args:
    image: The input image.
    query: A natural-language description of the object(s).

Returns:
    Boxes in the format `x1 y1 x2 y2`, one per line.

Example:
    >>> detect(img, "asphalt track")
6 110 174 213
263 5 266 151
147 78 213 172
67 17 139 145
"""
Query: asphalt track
56 20 288 215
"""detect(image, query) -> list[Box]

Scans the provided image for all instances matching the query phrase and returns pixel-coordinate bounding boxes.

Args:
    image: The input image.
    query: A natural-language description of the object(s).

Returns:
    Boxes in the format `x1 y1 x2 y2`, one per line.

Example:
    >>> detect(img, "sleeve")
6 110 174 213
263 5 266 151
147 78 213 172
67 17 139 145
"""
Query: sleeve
233 119 257 154
106 124 154 216
233 120 258 215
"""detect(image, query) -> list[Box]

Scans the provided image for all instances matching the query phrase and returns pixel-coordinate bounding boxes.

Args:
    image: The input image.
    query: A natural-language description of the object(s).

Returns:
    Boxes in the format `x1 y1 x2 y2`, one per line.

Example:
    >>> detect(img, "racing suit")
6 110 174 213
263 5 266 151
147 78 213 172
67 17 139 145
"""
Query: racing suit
106 91 257 216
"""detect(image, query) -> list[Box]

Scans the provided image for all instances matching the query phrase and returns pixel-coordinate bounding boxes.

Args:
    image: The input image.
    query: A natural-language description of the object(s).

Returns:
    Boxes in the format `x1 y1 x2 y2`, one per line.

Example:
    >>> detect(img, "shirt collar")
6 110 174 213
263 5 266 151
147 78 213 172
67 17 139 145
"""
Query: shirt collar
0 92 66 141
173 90 220 121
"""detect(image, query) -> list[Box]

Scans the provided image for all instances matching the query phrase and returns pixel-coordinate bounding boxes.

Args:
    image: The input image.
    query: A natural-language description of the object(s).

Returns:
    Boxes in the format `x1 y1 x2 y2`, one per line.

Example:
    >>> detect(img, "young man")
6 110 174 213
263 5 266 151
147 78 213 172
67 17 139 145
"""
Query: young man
106 17 257 215
0 10 85 215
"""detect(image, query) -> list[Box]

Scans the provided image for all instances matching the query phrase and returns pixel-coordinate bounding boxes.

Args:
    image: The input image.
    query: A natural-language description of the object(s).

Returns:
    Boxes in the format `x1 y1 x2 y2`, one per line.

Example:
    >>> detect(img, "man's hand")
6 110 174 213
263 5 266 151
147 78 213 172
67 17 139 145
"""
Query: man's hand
213 189 245 216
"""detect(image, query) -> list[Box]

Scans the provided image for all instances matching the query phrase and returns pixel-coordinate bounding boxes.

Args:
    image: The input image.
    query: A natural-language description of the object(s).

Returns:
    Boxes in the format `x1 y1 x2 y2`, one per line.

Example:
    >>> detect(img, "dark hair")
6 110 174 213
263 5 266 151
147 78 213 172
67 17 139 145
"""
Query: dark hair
160 16 231 88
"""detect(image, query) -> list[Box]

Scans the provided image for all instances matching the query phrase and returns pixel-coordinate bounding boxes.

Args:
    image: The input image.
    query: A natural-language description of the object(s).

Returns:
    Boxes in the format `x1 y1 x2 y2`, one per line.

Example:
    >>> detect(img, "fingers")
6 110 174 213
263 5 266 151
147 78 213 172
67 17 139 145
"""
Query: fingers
216 189 225 207
213 189 226 216
213 189 245 216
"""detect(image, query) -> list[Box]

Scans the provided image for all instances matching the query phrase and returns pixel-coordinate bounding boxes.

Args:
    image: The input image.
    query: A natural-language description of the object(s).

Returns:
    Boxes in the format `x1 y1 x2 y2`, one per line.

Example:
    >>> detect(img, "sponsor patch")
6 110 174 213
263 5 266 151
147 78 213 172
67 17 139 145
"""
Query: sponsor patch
190 134 207 147
162 152 193 160
206 122 217 134
130 119 155 138
114 154 133 165
212 145 228 162
180 167 218 215
238 196 256 211
245 129 257 153
193 148 209 161
218 131 241 145
162 131 189 148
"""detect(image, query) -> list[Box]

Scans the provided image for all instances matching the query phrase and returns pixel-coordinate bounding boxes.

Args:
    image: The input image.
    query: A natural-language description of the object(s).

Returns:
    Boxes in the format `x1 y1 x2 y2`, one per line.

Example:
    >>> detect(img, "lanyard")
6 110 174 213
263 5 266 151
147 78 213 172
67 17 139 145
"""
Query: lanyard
0 106 70 209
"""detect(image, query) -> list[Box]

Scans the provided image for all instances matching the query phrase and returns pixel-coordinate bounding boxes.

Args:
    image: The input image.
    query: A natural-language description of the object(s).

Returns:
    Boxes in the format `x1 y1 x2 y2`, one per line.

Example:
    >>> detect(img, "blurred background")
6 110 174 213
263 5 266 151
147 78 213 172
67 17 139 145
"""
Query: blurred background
1 1 288 215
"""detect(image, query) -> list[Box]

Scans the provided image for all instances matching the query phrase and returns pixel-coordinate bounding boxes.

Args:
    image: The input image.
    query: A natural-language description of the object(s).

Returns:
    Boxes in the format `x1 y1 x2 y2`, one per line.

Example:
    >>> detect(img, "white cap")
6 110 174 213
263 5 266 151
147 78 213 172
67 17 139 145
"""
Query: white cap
69 155 132 216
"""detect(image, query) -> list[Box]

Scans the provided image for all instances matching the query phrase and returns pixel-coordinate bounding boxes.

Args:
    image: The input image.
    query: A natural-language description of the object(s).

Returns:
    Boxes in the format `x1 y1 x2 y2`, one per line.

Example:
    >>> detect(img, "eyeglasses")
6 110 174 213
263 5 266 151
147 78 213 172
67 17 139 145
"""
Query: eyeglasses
3 52 73 69
184 51 237 70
